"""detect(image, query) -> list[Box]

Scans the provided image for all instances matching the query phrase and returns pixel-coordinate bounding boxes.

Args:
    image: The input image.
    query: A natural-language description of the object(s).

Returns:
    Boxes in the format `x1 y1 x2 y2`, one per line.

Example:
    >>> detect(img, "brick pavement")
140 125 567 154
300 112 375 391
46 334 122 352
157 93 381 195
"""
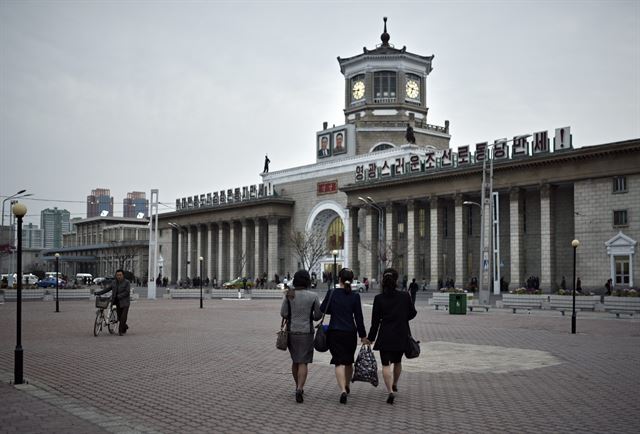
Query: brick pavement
0 294 638 433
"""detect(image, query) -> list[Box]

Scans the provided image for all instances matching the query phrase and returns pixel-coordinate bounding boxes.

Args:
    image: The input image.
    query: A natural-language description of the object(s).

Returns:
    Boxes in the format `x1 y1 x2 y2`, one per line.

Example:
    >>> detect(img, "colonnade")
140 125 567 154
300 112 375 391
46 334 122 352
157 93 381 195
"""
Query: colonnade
171 217 286 284
349 185 565 290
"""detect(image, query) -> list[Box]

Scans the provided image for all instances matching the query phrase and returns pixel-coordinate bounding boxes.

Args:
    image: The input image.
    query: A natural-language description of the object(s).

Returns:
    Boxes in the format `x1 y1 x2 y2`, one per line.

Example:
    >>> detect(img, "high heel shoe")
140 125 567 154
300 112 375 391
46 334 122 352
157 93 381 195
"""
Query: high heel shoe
295 389 304 403
392 384 398 392
339 392 347 404
386 393 395 405
345 386 350 395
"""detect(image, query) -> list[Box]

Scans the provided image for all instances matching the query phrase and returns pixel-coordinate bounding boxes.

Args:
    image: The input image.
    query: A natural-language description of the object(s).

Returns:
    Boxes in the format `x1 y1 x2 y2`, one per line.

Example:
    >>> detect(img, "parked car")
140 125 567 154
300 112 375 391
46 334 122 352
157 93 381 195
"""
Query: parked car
37 277 67 288
222 277 254 289
351 279 367 293
93 277 106 285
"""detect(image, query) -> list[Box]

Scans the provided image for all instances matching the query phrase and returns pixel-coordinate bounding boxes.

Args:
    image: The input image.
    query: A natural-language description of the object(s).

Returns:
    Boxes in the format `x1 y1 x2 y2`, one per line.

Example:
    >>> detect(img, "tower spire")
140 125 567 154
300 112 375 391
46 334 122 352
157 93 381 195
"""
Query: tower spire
381 17 390 46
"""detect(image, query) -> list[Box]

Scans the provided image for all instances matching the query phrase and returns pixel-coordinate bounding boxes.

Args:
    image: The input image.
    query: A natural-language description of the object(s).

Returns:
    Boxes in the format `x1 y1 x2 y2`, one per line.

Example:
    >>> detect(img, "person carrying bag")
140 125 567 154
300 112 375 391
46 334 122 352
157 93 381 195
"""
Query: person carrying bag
279 270 322 404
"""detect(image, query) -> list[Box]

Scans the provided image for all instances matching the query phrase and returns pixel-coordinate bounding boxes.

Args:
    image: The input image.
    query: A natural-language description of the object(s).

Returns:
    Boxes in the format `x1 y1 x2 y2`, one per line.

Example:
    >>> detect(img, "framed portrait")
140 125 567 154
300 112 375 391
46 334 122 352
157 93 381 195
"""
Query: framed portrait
317 134 331 158
333 130 346 155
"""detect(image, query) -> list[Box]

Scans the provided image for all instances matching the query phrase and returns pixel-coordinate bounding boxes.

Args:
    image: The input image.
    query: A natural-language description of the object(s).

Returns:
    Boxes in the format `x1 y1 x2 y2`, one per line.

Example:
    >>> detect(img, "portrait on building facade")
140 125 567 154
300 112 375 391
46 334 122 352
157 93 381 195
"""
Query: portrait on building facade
318 134 331 158
333 130 346 155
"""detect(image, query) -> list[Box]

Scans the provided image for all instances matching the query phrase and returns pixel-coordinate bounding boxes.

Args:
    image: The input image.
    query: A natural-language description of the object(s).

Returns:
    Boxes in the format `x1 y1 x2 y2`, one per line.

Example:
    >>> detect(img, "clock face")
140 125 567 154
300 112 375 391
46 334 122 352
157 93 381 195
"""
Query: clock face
406 79 420 99
352 80 365 100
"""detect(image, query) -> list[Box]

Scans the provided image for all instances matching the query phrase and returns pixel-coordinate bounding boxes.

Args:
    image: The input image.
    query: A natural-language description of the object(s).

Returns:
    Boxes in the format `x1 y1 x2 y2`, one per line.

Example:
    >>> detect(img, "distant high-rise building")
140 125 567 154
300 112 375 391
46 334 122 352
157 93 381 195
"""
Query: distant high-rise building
123 191 149 218
40 208 70 249
22 223 43 249
87 188 114 218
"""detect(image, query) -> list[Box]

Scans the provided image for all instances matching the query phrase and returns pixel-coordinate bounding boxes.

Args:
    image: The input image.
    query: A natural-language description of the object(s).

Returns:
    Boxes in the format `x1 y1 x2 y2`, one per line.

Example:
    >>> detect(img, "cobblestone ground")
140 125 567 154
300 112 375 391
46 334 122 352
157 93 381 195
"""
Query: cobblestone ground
0 293 638 433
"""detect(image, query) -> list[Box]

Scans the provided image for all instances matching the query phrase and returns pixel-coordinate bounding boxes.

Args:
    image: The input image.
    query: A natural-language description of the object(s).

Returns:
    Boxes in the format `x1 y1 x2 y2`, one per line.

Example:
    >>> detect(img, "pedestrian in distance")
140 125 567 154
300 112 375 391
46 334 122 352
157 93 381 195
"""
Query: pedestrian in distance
320 267 370 405
409 278 419 305
280 270 322 404
95 269 131 336
367 268 417 404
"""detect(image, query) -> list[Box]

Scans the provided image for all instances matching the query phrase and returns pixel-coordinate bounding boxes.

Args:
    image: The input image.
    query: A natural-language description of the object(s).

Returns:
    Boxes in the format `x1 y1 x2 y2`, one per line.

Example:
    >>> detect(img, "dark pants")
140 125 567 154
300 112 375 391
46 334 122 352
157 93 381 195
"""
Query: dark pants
116 305 129 334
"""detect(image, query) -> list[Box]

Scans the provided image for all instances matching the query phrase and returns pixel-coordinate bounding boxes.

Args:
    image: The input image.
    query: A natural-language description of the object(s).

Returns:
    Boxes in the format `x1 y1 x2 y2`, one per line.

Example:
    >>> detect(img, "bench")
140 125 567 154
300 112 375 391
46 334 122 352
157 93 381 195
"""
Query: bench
502 294 546 313
3 289 45 301
467 304 490 312
549 295 599 315
603 297 640 318
430 292 473 310
56 289 92 300
169 289 209 299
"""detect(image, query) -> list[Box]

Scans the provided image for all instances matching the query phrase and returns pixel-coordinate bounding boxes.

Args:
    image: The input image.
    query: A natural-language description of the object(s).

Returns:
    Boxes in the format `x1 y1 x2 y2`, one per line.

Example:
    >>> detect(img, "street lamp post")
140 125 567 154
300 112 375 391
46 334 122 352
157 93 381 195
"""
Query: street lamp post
358 196 384 290
1 189 26 229
463 201 484 300
12 201 27 385
199 256 204 309
332 249 338 288
55 253 60 312
571 239 580 334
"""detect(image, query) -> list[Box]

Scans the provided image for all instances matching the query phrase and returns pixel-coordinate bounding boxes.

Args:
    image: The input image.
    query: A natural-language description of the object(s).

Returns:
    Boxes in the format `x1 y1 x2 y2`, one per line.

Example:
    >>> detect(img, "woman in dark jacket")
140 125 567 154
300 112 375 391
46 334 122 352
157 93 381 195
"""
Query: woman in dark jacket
320 267 369 405
280 270 322 404
367 268 417 404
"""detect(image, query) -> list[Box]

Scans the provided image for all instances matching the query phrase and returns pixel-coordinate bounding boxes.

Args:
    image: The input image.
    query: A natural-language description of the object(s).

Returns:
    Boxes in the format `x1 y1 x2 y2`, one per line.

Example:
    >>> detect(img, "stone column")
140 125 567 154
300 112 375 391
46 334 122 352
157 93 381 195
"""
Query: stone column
177 229 182 283
430 197 442 288
267 217 279 282
348 207 360 277
229 221 236 279
207 224 213 281
196 225 202 278
363 209 374 282
385 202 396 268
540 184 555 292
509 188 525 289
241 220 248 278
218 224 225 283
186 226 193 279
454 196 467 287
407 200 417 280
254 219 262 279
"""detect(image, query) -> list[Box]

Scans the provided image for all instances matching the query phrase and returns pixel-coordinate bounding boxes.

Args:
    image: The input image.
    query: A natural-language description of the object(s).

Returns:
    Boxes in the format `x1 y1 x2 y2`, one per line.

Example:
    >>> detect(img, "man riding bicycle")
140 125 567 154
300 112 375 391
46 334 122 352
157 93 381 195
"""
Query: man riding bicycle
95 269 131 336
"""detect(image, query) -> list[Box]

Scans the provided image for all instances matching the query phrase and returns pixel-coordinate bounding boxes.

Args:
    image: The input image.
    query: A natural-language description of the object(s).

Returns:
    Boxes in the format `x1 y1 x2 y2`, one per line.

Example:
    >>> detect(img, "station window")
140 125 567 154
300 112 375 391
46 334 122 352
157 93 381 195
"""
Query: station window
374 71 396 102
612 176 627 193
613 210 628 227
327 217 344 250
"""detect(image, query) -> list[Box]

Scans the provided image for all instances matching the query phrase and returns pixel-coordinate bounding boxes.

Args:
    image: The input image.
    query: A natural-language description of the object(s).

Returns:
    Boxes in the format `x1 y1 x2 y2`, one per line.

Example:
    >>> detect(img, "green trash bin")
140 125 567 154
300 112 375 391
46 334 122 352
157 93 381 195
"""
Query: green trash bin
449 293 467 315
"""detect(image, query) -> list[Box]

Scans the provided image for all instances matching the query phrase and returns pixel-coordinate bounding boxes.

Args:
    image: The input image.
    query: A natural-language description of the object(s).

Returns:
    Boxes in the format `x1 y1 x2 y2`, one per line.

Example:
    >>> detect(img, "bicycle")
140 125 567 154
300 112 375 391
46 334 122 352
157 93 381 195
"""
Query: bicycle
94 295 118 336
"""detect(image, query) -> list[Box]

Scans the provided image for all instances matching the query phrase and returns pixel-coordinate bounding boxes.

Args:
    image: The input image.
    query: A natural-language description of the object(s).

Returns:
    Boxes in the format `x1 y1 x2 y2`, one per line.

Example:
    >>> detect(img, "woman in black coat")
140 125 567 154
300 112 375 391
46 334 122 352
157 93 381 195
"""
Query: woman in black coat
367 268 417 404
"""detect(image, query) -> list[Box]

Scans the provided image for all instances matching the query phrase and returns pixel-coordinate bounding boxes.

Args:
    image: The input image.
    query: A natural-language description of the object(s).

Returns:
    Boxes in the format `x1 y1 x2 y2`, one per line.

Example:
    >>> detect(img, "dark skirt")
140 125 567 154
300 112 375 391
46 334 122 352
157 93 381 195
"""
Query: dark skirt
379 350 403 366
328 329 357 365
288 333 314 364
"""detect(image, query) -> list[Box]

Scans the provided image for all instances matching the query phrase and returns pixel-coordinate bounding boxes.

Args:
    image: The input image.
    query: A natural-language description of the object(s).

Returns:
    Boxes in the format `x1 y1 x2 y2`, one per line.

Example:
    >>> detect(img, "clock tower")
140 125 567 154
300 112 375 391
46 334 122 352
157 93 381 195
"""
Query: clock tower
336 17 450 155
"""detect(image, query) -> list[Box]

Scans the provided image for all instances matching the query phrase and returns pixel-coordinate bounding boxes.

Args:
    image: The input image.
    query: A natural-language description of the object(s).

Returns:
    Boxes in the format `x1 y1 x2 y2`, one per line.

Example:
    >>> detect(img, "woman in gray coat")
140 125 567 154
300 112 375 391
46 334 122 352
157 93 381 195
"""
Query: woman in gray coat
280 270 322 403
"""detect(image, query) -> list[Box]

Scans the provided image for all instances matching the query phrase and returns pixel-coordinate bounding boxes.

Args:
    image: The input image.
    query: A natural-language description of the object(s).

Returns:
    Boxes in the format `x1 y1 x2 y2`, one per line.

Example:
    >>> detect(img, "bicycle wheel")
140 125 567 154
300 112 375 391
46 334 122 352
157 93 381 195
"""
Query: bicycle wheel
108 308 118 334
93 310 103 337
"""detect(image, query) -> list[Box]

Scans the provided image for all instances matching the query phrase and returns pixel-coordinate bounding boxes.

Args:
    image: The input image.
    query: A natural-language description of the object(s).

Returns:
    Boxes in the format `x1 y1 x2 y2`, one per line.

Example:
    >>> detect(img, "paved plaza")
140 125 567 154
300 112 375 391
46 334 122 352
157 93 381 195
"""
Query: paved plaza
0 292 638 433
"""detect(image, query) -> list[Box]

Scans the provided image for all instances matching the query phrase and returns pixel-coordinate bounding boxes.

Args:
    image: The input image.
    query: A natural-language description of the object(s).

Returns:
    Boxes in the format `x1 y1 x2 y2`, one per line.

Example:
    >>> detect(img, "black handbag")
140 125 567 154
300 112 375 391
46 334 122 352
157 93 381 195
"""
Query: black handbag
405 332 421 359
314 289 335 352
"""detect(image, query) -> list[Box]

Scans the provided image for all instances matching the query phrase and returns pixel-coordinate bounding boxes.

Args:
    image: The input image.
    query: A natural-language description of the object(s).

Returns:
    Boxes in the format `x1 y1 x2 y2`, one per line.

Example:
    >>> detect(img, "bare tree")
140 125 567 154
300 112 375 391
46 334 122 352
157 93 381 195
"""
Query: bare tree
236 250 248 277
110 242 139 272
359 238 411 272
289 230 327 272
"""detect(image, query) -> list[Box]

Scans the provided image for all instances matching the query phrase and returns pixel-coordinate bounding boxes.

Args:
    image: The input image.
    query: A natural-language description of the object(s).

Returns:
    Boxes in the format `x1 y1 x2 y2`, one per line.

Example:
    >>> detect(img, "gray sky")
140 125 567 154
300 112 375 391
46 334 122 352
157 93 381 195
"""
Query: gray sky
1 0 639 225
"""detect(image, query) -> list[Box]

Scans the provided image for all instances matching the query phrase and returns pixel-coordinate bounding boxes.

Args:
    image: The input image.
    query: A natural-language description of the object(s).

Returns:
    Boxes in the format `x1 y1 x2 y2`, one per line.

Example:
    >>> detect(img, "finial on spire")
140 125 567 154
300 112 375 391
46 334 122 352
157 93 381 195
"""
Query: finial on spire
381 17 390 46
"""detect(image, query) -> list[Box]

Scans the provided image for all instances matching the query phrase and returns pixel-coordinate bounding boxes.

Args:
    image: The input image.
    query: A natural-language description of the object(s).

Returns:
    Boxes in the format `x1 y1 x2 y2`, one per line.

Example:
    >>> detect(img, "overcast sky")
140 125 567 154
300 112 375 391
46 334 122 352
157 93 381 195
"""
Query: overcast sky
1 0 639 225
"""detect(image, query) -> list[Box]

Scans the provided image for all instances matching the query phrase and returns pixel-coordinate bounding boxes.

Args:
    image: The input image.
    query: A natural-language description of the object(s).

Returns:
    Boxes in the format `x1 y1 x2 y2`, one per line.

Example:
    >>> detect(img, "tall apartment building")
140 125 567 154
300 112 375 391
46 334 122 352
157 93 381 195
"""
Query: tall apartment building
40 207 70 249
22 223 44 249
87 188 114 218
123 191 149 218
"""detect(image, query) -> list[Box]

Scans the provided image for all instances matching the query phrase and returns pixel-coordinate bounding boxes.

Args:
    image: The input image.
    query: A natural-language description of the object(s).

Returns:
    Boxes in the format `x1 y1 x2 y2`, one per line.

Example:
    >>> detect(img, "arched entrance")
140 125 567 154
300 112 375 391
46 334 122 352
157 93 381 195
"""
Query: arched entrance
305 201 349 284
